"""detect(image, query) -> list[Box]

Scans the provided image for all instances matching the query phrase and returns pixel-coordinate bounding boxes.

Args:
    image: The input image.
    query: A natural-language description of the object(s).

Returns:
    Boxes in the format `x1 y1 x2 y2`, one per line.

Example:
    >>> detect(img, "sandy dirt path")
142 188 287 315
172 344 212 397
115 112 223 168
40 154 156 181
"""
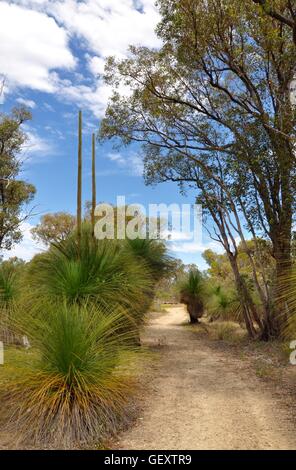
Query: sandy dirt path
116 305 296 450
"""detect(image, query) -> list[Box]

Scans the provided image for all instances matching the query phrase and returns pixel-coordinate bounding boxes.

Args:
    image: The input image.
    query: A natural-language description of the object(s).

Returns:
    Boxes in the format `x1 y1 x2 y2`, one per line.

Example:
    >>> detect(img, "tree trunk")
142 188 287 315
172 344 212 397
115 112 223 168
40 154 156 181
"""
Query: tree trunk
77 110 82 256
228 253 258 338
91 133 96 237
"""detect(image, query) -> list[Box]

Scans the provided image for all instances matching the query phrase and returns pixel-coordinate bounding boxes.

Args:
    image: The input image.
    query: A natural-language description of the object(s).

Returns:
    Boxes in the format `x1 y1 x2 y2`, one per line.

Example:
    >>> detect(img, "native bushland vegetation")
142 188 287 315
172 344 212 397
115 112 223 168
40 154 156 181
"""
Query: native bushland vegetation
180 269 206 323
0 105 172 447
0 107 36 251
2 303 139 447
0 226 171 447
1 0 296 451
252 0 296 45
100 0 296 340
0 257 24 344
31 212 76 245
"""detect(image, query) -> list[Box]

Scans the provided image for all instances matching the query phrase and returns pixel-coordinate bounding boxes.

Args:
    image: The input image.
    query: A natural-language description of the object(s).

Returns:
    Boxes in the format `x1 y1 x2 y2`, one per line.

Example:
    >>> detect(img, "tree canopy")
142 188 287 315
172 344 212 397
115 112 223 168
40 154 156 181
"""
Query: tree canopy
31 212 76 246
0 107 36 252
99 0 296 338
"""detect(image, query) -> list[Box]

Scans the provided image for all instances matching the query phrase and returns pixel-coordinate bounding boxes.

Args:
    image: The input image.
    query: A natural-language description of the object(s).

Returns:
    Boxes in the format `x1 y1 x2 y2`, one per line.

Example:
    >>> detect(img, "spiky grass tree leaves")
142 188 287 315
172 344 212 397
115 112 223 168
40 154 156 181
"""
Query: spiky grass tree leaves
180 269 206 323
125 238 174 282
23 224 154 326
0 263 18 307
0 260 23 344
206 285 243 323
1 303 139 447
123 238 175 316
276 267 296 341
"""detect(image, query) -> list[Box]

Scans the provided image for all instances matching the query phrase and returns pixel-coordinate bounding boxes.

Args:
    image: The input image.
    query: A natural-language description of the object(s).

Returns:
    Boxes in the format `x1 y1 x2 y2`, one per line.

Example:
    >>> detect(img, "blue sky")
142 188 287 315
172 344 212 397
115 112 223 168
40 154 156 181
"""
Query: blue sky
0 0 223 268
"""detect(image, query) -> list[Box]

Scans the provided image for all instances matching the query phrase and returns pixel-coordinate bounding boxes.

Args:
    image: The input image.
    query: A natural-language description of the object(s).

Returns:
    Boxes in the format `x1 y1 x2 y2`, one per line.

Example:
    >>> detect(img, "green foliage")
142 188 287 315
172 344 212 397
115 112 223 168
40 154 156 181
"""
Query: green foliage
210 321 243 343
0 107 36 251
2 221 173 447
99 0 296 338
0 262 18 307
125 238 173 282
1 302 139 447
0 258 25 343
180 269 205 322
31 212 76 245
180 269 205 298
206 285 243 322
252 0 296 46
203 241 273 328
24 224 153 326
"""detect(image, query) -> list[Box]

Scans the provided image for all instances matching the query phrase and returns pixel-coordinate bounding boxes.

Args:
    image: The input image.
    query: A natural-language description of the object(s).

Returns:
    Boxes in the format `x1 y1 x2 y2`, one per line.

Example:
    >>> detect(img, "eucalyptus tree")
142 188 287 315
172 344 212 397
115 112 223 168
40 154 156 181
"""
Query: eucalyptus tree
31 212 76 245
252 0 296 45
0 107 36 252
145 149 268 337
100 0 296 336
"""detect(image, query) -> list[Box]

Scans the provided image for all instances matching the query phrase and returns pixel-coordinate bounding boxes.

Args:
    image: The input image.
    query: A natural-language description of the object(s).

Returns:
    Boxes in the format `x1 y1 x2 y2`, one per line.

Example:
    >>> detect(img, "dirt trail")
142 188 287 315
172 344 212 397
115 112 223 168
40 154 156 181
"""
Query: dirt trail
116 305 296 450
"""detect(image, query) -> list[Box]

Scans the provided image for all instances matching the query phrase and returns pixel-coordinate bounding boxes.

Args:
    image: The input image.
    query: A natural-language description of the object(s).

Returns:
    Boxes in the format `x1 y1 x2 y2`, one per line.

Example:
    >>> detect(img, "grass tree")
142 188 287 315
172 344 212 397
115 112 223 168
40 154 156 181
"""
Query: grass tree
125 238 173 283
180 269 205 323
77 110 82 255
99 0 296 338
206 285 243 323
1 302 139 447
91 133 96 237
24 224 154 328
0 260 23 344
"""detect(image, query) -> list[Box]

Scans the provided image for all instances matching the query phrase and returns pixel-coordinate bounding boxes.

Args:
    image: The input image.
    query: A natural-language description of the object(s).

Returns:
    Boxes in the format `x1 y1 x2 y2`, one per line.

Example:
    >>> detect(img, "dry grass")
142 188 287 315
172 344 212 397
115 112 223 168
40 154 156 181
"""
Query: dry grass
209 321 246 343
189 320 246 344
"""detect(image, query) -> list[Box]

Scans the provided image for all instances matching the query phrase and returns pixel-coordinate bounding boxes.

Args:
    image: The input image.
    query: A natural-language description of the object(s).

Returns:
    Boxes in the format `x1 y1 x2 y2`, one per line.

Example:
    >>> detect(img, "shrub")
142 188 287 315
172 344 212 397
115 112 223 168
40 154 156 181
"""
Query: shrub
276 266 296 340
211 321 242 342
23 224 153 327
0 260 23 344
124 238 173 282
1 303 139 447
206 285 243 323
180 269 205 323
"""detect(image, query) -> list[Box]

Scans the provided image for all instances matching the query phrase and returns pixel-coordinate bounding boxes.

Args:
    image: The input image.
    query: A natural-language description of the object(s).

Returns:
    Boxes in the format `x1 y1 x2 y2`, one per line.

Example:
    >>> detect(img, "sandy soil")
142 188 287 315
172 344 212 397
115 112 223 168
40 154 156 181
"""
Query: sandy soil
115 305 296 450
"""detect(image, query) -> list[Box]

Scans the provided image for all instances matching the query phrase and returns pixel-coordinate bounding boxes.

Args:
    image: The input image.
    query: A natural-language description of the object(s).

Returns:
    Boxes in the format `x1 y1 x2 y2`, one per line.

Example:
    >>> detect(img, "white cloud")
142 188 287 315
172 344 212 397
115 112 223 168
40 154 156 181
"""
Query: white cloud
48 0 161 58
21 127 55 161
129 153 144 176
163 230 193 242
87 55 106 76
107 153 125 164
16 97 36 108
43 102 55 112
0 2 75 92
2 221 45 262
3 1 160 116
107 151 143 176
169 239 225 254
52 76 111 118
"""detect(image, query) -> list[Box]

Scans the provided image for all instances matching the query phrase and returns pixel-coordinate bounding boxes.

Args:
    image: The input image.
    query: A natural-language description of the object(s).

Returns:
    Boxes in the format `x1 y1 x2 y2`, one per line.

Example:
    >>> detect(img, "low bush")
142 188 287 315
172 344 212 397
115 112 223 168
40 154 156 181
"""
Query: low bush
179 269 205 323
1 302 139 447
23 225 153 328
210 321 243 343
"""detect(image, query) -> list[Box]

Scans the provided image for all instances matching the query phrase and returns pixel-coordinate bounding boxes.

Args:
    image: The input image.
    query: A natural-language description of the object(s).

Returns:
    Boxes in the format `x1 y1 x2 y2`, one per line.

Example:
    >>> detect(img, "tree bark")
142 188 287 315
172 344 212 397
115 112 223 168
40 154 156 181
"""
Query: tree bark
91 133 96 237
77 110 82 256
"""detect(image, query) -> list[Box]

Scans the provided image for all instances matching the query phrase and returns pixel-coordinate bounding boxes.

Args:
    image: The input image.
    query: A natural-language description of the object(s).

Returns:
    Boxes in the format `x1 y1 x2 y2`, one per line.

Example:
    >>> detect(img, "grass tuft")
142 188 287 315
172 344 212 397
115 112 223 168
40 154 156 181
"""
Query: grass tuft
0 302 140 447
